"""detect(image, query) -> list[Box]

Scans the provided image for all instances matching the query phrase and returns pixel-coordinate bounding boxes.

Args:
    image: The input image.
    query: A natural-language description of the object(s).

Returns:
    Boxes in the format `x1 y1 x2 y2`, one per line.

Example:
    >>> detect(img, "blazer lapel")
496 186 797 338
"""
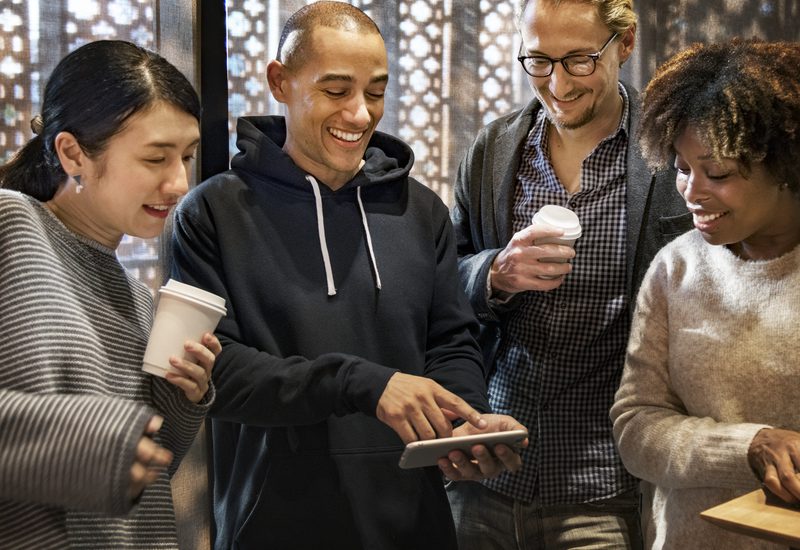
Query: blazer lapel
624 85 652 296
492 101 538 246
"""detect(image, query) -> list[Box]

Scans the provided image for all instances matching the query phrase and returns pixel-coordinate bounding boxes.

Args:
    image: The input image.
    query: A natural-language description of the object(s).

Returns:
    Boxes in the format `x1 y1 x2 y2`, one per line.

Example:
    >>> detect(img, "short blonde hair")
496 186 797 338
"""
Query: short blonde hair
517 0 637 35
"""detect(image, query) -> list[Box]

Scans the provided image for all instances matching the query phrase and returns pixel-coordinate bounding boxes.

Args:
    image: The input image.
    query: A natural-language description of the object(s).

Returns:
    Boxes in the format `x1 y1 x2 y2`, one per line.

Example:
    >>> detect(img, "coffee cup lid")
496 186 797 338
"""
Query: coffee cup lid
532 205 582 239
161 279 226 313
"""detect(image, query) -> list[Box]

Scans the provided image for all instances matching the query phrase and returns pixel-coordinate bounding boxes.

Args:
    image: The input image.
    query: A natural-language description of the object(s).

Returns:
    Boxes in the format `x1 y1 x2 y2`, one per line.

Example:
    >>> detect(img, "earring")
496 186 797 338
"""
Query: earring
74 174 83 194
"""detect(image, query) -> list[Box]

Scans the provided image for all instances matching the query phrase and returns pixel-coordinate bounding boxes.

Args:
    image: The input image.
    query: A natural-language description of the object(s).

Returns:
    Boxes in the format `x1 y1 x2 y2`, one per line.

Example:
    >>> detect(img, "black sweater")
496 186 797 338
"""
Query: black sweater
171 116 489 549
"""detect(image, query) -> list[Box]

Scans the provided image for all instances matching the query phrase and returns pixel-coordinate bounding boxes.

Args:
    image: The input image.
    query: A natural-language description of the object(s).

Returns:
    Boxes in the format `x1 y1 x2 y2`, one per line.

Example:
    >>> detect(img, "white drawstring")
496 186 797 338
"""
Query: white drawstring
307 176 337 296
357 186 382 290
305 176 382 295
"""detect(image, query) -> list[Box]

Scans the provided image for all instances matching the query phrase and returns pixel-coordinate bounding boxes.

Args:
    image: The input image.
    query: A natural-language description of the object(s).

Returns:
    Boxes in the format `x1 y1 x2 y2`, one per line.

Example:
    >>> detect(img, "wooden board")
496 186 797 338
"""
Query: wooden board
701 489 800 547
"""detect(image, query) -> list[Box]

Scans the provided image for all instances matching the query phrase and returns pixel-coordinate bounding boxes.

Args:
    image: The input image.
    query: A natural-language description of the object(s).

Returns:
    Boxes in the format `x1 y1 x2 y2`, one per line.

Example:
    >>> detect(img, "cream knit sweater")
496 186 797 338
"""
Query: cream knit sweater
611 229 799 550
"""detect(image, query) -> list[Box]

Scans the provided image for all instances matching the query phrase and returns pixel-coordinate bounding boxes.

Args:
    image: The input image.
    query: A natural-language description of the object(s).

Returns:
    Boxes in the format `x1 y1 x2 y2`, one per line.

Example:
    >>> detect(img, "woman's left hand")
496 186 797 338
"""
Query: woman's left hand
748 427 800 503
165 332 221 403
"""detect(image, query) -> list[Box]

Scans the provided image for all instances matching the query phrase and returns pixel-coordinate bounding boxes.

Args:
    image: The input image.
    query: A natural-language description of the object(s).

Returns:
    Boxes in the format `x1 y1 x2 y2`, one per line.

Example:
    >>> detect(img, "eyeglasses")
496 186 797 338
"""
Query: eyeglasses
517 33 618 78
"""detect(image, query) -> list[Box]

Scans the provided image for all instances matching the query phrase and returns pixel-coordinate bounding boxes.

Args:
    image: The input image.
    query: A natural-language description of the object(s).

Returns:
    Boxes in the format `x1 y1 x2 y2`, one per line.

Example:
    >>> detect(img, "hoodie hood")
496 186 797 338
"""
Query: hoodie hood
231 115 414 296
231 115 414 192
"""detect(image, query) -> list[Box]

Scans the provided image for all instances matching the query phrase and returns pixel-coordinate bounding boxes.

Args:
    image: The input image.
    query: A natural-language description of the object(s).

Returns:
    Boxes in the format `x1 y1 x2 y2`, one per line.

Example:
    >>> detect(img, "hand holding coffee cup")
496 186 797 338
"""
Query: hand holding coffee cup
490 205 581 293
143 280 225 402
164 332 222 403
531 205 582 280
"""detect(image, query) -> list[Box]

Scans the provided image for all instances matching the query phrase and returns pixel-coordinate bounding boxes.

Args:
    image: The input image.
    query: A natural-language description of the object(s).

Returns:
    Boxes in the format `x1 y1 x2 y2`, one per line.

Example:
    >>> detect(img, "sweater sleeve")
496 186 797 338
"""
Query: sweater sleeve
170 194 397 427
149 378 214 477
0 390 154 515
611 253 768 491
422 202 490 412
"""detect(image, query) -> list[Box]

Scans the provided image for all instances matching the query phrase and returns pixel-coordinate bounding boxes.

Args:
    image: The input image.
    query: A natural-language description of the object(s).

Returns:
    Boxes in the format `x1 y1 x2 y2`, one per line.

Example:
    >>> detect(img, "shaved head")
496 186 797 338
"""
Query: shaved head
277 1 382 70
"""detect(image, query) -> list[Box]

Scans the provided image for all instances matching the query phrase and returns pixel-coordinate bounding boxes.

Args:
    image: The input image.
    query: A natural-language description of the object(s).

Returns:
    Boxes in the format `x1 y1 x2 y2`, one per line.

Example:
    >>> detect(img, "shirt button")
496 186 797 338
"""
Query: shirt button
558 301 568 309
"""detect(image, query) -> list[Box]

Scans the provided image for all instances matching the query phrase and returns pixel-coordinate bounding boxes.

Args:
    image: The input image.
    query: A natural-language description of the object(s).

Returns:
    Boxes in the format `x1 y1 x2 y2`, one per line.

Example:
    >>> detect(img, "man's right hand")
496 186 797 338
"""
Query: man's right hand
128 416 173 502
491 224 575 294
376 372 487 444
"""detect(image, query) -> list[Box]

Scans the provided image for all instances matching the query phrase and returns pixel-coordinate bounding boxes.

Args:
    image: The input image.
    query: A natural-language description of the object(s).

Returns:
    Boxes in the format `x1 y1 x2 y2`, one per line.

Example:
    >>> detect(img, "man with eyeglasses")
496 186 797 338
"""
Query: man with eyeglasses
445 1 691 548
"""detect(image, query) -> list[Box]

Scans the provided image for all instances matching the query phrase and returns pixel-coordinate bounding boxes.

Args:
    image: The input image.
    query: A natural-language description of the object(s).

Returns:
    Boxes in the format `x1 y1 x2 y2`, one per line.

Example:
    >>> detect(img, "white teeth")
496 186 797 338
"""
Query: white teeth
149 205 170 211
553 93 581 102
694 212 725 223
329 128 364 142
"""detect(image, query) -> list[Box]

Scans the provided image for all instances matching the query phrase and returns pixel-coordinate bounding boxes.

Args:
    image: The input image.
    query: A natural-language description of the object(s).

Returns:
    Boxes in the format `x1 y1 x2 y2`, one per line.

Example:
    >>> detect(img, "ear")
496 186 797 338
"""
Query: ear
53 131 86 176
618 26 636 66
267 60 290 104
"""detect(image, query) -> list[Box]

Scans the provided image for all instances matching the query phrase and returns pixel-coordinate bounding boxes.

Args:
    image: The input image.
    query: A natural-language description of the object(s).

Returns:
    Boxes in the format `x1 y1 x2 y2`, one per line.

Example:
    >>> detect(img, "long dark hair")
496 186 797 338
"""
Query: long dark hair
0 40 201 201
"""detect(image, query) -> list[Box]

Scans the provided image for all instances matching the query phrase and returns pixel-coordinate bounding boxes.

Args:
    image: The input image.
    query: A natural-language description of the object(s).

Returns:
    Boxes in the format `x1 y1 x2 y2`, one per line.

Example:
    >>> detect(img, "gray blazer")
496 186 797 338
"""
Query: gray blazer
451 83 692 366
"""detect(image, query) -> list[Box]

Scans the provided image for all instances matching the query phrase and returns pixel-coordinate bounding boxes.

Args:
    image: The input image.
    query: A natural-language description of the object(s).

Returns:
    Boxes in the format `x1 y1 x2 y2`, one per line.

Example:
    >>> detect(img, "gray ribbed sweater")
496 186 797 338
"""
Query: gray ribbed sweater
0 190 210 549
612 229 798 550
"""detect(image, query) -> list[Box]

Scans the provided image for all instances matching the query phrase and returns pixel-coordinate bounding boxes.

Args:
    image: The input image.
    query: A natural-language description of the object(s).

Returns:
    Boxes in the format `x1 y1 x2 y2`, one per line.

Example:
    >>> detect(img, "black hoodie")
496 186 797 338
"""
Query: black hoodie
172 116 489 549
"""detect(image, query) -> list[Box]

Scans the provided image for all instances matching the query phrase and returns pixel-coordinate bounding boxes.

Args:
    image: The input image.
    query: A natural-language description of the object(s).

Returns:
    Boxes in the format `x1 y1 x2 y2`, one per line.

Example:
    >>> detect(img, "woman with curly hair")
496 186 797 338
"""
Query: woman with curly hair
611 38 800 549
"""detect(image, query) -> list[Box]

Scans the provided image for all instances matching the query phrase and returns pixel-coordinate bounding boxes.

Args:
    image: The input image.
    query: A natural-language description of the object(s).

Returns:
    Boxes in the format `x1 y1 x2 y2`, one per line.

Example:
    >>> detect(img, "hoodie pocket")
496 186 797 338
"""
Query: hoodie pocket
234 452 361 549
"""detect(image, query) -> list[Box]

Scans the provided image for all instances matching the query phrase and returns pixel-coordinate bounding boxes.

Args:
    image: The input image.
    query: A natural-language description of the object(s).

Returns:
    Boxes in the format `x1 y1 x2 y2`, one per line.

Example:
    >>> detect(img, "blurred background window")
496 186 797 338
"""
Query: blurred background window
222 0 799 205
2 0 798 287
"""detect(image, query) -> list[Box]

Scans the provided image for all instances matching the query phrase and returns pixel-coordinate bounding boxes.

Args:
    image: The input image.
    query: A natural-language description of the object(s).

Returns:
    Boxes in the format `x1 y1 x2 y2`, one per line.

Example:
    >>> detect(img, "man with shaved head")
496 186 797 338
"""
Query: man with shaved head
172 2 524 548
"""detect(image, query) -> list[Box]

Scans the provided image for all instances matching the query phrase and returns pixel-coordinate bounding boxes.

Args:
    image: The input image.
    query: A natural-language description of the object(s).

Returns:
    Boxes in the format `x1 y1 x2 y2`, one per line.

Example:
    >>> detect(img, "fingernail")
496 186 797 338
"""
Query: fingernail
477 416 488 429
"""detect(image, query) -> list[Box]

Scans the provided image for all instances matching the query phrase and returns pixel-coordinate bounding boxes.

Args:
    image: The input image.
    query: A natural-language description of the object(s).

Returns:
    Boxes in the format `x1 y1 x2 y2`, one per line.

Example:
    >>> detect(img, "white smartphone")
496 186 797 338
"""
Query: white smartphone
398 429 528 469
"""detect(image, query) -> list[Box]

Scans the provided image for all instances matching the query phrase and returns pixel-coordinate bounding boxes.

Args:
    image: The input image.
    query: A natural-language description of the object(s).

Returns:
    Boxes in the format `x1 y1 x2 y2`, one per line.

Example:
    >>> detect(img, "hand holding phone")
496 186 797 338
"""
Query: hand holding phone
398 429 528 469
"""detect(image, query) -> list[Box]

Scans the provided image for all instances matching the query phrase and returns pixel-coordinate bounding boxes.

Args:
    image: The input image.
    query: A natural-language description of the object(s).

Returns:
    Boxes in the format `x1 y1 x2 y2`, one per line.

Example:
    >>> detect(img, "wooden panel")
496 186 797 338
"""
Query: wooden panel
701 489 800 547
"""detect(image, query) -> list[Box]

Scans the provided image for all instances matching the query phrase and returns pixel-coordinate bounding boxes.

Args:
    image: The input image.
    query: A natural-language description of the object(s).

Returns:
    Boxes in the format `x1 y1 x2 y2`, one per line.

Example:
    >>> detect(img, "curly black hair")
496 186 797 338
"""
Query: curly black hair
638 38 800 193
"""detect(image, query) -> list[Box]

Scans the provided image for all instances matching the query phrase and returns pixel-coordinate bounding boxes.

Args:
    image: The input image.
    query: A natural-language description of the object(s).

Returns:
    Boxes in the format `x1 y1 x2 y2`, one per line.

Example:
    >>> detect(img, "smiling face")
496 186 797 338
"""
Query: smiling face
268 26 388 190
68 101 199 247
519 0 633 131
674 126 800 260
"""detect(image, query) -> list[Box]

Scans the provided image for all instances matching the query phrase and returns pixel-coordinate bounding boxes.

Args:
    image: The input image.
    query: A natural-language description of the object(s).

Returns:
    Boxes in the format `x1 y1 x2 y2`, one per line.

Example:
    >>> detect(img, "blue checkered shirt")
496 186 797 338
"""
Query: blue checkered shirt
484 84 638 505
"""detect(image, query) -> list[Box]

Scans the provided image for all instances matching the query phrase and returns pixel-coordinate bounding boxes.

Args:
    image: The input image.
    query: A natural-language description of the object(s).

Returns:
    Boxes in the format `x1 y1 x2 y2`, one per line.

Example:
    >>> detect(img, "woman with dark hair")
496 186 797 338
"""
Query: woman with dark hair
0 40 219 549
611 38 800 549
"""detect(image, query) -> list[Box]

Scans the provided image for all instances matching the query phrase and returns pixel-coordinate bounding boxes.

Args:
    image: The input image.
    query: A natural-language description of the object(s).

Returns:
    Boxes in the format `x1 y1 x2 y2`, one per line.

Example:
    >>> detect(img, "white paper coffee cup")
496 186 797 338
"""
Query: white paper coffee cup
142 279 227 378
532 205 582 279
